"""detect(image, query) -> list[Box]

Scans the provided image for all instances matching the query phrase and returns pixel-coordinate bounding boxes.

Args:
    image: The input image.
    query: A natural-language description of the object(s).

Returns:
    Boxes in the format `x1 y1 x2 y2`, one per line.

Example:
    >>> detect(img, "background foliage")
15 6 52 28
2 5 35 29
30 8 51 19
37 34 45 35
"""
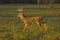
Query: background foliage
0 0 60 4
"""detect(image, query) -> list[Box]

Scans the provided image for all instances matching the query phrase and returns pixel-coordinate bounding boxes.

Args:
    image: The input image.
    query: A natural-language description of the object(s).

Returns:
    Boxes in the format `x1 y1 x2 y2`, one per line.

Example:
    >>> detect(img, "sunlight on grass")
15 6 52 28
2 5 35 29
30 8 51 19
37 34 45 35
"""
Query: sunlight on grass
0 4 60 40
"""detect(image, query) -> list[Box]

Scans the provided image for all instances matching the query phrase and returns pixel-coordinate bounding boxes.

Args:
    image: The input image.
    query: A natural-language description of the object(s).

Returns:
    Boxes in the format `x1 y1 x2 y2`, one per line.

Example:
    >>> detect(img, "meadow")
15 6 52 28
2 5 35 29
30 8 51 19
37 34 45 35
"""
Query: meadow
0 4 60 40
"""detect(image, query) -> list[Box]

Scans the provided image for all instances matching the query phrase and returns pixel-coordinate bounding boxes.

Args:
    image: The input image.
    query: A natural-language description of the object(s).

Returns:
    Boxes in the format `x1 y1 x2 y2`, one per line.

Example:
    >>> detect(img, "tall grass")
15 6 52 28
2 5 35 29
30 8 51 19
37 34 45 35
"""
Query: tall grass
0 4 60 40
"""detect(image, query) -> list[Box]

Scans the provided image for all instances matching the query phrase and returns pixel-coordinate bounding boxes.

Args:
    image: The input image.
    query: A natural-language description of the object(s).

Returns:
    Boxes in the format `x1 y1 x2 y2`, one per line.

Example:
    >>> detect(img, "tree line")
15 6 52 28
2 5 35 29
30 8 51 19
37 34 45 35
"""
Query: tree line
0 0 60 4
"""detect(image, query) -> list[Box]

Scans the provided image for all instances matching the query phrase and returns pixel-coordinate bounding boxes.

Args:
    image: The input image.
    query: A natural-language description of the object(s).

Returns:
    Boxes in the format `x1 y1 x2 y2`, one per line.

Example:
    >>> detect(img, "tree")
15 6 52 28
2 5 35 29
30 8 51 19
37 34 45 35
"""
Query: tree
37 0 39 5
42 0 54 8
49 0 55 8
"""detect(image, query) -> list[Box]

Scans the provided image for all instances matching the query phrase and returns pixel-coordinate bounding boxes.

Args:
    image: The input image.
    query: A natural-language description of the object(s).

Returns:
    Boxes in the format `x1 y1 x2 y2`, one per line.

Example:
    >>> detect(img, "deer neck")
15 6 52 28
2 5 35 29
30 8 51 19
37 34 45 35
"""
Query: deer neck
20 14 26 22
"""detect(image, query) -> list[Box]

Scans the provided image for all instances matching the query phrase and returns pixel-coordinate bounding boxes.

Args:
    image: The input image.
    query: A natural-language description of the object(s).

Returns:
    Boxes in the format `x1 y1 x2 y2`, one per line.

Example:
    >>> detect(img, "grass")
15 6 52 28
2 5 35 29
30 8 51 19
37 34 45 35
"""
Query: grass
0 4 60 40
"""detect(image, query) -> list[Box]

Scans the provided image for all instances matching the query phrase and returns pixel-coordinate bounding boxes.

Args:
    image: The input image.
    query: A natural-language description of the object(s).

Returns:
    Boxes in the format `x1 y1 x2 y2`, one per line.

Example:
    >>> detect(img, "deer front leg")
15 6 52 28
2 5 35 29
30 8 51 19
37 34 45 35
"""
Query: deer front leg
23 23 28 31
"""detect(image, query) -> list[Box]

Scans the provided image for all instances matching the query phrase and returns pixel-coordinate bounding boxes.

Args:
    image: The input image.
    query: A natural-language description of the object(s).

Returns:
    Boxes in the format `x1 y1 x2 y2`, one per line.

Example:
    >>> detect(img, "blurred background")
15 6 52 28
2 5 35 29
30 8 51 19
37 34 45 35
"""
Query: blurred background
0 0 60 40
0 0 60 4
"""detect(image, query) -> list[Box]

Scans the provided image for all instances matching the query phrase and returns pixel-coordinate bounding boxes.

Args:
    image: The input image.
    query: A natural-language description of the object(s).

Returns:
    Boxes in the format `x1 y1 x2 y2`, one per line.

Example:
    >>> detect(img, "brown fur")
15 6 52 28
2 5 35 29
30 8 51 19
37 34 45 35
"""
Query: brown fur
17 9 44 31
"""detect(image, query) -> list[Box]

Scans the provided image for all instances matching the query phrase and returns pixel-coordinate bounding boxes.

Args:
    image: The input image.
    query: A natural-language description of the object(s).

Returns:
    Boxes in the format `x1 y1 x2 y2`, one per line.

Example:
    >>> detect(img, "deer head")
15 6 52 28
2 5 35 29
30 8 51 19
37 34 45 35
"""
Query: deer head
17 9 24 17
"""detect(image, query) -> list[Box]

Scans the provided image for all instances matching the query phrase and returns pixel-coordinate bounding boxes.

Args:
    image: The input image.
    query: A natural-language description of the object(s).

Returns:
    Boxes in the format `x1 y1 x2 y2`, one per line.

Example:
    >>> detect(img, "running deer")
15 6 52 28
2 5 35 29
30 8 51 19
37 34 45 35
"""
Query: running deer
17 9 45 31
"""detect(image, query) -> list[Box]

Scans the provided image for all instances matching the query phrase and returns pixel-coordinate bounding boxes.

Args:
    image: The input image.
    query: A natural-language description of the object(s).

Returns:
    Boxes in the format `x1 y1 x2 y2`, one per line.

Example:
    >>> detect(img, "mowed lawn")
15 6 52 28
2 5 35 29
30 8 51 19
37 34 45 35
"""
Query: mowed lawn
0 4 60 40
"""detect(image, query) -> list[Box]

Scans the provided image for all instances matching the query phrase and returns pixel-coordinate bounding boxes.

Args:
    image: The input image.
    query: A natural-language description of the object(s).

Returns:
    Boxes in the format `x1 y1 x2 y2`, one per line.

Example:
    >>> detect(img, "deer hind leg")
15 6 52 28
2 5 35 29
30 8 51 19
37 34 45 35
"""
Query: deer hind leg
37 22 41 26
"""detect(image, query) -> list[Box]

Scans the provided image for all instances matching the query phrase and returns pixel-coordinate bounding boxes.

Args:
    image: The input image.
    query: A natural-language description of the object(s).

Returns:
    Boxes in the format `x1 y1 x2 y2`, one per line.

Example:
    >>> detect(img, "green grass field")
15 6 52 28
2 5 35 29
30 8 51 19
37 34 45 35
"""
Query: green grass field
0 4 60 40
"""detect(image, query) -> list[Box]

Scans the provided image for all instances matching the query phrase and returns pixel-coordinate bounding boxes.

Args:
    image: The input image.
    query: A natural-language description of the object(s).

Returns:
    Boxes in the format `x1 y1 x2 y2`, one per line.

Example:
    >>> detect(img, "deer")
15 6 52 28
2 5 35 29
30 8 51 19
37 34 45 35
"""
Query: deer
17 9 45 31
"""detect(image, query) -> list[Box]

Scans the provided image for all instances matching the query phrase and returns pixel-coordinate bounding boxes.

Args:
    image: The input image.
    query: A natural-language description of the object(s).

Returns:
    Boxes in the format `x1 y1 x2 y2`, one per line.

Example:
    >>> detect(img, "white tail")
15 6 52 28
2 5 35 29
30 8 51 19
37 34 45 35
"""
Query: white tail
17 9 44 31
